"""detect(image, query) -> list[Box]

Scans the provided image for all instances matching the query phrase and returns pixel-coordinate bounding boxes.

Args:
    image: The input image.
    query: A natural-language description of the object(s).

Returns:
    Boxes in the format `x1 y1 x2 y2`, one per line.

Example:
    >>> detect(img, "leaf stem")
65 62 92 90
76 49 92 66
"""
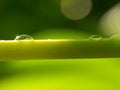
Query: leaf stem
0 39 120 60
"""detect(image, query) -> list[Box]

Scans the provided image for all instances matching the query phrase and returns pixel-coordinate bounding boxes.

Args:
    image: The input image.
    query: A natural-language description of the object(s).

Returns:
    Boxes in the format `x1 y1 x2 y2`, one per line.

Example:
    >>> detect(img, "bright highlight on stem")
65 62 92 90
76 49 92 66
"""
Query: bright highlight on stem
0 38 120 60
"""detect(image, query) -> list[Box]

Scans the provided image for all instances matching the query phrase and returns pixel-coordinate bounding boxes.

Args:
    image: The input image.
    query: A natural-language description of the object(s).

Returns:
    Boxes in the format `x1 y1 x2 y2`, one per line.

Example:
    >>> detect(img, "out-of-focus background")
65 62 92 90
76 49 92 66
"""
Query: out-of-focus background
1 0 120 90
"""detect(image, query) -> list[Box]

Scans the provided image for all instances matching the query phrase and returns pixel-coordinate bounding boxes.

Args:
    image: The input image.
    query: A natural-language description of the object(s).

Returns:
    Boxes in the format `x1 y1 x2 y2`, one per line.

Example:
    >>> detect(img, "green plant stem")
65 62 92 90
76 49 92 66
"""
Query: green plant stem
0 39 120 60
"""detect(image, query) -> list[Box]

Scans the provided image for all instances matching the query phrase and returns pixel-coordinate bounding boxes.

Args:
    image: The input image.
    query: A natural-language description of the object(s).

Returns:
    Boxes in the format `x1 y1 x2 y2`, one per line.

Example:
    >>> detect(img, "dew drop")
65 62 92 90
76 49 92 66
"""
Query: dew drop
110 34 120 40
89 35 102 40
15 34 34 40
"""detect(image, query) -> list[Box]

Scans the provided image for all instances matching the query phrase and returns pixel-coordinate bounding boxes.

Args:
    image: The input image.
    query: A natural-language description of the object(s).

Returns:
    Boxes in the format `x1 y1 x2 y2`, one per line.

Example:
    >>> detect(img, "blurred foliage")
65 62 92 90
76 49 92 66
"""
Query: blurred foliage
1 59 120 90
0 0 119 39
0 0 120 90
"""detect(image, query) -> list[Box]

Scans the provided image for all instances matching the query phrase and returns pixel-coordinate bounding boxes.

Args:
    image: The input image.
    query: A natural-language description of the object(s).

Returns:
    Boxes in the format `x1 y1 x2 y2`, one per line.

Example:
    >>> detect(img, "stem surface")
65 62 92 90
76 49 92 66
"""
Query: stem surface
0 39 120 60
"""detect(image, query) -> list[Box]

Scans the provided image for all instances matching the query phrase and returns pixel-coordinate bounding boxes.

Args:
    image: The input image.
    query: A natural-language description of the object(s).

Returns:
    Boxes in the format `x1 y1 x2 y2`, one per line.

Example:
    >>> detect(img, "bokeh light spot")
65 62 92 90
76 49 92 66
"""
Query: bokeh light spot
100 3 120 36
61 0 92 20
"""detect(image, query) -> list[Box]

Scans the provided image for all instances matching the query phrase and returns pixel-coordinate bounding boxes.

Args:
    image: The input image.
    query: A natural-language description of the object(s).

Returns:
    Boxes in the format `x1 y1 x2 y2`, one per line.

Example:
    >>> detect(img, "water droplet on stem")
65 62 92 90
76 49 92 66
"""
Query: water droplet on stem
89 35 102 40
110 34 120 40
15 34 34 41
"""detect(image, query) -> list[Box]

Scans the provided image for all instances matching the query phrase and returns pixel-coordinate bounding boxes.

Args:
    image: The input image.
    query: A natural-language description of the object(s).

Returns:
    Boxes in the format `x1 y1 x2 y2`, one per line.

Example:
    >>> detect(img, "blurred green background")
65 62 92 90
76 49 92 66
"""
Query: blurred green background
1 0 120 90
